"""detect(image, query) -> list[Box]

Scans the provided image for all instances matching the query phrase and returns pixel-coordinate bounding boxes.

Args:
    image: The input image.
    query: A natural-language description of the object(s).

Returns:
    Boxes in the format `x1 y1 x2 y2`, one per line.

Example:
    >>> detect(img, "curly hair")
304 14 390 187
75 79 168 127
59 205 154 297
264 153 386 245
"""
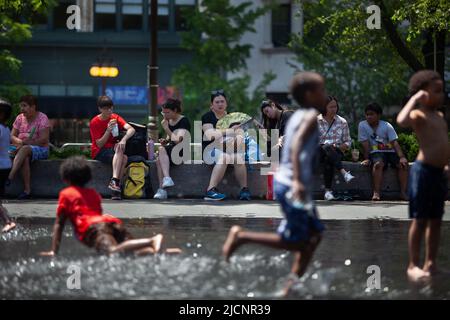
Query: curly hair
60 156 92 187
408 70 442 95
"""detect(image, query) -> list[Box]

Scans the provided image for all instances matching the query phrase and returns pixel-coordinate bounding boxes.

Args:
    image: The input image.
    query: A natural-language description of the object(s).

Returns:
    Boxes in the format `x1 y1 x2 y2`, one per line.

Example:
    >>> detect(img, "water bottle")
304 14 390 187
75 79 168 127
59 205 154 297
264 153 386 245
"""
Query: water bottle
111 123 119 137
147 138 155 161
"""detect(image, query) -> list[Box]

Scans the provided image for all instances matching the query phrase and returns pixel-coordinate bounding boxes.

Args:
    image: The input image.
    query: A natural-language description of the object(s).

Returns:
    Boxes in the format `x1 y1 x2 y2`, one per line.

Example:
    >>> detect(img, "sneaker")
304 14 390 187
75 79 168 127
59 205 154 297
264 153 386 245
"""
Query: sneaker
204 188 226 201
343 171 355 183
239 187 251 201
162 177 175 188
111 191 122 200
108 178 121 192
153 188 168 199
324 190 336 201
17 192 31 200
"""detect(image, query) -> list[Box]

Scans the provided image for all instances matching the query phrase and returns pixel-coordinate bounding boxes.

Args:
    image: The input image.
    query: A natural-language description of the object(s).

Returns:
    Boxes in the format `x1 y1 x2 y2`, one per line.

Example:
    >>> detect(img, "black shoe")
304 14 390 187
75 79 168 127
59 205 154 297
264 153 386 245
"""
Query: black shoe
17 192 31 200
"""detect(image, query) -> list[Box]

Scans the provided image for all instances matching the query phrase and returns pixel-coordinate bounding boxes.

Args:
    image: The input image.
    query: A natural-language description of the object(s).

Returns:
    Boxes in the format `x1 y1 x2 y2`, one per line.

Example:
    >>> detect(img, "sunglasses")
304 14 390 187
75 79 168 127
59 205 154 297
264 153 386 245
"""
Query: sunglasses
211 89 225 95
261 100 271 108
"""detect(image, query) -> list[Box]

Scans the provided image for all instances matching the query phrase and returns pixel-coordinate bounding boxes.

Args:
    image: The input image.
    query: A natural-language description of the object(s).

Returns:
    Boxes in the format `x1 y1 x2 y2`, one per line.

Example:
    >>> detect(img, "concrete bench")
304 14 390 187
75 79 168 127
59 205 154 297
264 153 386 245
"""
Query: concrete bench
6 160 450 200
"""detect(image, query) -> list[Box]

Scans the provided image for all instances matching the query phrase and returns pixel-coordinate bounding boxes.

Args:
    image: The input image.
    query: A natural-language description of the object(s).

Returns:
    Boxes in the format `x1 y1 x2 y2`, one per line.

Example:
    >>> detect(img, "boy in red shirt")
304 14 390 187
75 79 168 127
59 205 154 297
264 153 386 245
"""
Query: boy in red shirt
40 156 181 256
90 96 135 200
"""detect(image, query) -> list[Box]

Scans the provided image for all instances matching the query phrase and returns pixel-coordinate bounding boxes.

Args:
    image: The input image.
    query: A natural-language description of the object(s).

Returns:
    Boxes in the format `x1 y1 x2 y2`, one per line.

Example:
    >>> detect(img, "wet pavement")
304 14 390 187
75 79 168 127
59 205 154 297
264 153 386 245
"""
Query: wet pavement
1 217 449 299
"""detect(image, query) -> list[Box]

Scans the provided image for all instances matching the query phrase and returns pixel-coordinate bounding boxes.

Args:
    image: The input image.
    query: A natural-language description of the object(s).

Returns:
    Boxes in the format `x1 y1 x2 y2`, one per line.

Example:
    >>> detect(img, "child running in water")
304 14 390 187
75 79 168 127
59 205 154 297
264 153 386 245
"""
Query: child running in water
40 156 181 256
397 70 448 281
222 72 327 295
0 98 16 233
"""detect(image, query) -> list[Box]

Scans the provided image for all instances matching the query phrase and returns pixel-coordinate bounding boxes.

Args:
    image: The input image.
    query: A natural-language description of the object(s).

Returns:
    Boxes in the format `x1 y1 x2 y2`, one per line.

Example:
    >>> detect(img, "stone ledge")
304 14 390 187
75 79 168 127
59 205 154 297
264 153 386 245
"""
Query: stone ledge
6 160 449 200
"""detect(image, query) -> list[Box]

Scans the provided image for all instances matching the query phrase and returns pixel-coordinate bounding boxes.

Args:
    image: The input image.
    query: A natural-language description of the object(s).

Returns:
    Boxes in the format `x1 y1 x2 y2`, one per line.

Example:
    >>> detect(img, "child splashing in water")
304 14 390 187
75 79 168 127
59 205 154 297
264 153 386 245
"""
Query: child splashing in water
40 156 181 256
222 72 328 296
0 98 16 233
397 70 449 281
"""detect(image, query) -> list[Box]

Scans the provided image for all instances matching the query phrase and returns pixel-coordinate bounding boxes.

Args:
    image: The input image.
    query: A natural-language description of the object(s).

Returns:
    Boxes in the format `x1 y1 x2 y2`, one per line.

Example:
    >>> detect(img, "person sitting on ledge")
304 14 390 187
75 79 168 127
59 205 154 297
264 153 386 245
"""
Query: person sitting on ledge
154 98 191 200
358 102 408 201
89 96 135 200
201 90 251 201
8 95 50 200
317 96 354 201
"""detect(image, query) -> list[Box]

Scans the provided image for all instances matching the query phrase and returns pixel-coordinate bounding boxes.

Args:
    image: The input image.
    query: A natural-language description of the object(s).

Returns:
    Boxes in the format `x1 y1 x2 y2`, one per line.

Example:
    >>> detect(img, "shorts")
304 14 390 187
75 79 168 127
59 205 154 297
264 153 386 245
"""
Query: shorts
82 222 133 254
0 168 10 197
30 146 49 162
95 148 115 164
369 152 399 170
408 161 447 219
164 142 184 165
274 181 325 243
8 145 48 162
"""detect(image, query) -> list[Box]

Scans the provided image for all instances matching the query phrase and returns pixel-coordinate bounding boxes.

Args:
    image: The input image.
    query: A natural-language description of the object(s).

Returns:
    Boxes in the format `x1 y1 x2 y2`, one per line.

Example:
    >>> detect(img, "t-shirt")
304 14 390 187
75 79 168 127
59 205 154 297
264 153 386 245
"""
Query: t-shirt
201 111 221 150
90 113 127 159
168 116 191 135
57 186 122 241
275 109 319 192
276 110 294 137
13 112 50 147
358 120 398 153
0 124 11 169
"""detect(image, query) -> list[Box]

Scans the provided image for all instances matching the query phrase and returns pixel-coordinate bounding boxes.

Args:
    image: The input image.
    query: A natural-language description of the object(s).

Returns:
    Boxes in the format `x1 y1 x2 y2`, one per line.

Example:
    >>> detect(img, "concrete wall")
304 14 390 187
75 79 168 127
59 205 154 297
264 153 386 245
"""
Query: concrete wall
7 160 447 200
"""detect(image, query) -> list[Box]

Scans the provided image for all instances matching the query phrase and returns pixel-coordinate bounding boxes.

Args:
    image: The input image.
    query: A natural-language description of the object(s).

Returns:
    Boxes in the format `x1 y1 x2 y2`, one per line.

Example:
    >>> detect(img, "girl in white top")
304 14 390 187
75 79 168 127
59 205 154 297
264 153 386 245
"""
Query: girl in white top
0 98 16 232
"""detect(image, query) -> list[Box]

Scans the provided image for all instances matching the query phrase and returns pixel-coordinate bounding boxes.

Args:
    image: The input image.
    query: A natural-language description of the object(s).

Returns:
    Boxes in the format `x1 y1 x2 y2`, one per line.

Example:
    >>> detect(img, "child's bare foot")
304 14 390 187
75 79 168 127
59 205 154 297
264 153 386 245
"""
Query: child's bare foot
165 248 182 254
2 222 16 233
151 234 163 253
371 193 381 201
407 266 430 282
222 226 242 262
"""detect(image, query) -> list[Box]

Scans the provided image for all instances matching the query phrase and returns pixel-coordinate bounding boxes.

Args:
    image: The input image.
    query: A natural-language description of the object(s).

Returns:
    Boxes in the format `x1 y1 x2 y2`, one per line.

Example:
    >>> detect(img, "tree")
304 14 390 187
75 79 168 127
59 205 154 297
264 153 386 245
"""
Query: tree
171 0 275 123
0 0 55 124
290 0 449 128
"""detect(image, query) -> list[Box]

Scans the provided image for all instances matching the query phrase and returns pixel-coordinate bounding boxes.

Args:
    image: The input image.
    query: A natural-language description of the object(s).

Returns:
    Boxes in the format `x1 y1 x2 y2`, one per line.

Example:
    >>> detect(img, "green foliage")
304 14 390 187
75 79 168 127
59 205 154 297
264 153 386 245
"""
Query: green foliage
49 147 91 160
290 0 449 126
0 0 55 110
172 0 275 123
397 133 419 162
0 84 30 126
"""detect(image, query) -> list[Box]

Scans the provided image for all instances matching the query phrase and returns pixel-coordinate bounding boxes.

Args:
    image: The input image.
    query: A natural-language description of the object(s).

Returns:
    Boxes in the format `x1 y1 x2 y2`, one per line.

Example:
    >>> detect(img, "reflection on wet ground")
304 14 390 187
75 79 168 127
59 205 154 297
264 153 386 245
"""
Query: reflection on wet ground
0 217 449 299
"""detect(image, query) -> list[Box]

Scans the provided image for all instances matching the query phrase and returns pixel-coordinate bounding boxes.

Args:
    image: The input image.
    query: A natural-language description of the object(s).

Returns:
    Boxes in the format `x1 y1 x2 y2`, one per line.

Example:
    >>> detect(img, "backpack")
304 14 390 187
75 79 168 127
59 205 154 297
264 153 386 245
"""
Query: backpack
123 162 151 199
124 122 148 159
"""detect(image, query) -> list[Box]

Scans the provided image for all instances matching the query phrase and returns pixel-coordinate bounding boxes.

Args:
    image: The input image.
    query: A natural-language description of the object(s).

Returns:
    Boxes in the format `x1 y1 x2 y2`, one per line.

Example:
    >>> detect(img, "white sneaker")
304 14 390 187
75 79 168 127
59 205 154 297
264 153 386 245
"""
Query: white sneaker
153 188 168 199
343 171 355 183
324 190 336 201
162 177 175 188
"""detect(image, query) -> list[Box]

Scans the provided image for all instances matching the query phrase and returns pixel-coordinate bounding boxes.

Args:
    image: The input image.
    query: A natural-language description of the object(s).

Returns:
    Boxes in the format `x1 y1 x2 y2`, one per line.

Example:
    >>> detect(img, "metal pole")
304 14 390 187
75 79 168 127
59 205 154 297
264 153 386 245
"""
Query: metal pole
102 77 106 95
148 0 159 141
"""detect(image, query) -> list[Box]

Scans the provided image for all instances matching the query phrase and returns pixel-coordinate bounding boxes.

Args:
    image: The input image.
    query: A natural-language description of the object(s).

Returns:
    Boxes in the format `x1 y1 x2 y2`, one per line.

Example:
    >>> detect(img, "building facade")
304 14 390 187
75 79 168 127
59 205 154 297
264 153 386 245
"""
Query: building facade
4 0 302 145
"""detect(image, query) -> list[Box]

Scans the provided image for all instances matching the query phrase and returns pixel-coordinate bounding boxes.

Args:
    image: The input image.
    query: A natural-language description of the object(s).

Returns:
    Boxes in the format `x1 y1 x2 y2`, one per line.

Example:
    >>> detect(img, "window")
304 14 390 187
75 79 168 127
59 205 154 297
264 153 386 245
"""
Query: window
53 0 76 29
95 0 117 31
148 0 169 31
271 4 291 47
175 0 195 31
40 85 66 96
67 86 94 97
122 0 143 30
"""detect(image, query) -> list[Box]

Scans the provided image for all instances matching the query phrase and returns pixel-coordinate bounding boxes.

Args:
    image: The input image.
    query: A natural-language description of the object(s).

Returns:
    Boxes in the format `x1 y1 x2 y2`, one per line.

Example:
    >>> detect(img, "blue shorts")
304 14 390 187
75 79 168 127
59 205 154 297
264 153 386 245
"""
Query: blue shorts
408 161 447 219
275 181 325 243
95 147 115 164
30 146 49 162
